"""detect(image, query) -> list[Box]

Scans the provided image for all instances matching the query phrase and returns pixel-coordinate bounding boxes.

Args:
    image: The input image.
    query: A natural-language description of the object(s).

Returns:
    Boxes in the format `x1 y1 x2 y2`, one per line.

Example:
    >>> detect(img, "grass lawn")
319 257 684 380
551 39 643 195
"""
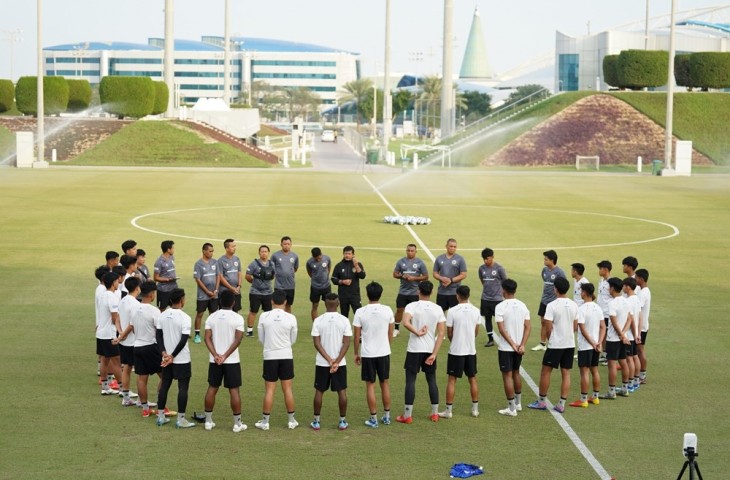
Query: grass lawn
0 124 13 162
0 167 728 479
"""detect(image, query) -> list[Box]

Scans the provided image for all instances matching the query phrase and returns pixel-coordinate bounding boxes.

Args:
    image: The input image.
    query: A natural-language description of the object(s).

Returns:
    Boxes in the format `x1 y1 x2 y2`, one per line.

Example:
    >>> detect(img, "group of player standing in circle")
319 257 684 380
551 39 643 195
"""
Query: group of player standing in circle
93 236 651 432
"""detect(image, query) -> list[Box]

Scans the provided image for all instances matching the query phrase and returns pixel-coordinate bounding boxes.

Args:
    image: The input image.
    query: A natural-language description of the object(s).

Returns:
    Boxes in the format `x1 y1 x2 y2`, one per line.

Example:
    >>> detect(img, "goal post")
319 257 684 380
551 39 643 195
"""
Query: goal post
575 155 600 171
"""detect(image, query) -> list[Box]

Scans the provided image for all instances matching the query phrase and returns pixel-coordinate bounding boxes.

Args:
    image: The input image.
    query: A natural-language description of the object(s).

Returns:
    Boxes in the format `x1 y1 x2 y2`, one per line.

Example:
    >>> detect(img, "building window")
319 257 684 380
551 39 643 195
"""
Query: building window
175 59 224 65
252 60 336 67
175 72 224 78
109 58 163 65
109 71 163 77
46 57 100 64
252 72 336 79
558 54 579 91
179 84 223 90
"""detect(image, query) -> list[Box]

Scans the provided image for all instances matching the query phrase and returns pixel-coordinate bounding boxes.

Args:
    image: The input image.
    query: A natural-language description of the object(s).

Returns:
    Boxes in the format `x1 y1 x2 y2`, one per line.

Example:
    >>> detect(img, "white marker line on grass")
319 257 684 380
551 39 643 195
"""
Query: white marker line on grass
364 174 614 480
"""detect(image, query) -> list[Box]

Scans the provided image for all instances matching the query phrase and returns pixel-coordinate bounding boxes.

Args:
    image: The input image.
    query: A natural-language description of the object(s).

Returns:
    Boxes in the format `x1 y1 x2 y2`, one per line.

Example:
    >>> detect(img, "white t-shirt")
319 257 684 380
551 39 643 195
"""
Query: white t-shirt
311 312 352 367
577 301 604 351
596 277 611 316
404 300 445 353
352 303 394 358
94 283 106 328
494 298 530 352
639 287 651 332
544 297 578 349
96 290 119 340
626 294 641 341
258 308 298 360
133 303 160 347
118 294 139 347
445 302 481 356
205 309 245 364
607 296 630 342
156 308 192 364
573 277 590 305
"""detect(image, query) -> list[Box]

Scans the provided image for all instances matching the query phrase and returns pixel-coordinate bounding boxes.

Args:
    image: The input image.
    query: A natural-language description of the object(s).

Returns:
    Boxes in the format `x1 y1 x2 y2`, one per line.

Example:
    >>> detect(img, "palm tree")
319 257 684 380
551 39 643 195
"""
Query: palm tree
417 75 467 132
338 78 373 128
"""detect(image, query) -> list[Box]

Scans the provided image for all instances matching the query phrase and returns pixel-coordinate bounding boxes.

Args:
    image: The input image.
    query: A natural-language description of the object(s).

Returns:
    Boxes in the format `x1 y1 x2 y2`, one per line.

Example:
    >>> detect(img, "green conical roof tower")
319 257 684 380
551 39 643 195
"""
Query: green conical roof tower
459 7 492 79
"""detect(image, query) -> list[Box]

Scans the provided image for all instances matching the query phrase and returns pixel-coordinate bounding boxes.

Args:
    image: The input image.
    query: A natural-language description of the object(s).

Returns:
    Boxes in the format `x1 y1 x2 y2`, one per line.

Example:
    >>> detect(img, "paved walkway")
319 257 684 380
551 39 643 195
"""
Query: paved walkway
308 137 394 173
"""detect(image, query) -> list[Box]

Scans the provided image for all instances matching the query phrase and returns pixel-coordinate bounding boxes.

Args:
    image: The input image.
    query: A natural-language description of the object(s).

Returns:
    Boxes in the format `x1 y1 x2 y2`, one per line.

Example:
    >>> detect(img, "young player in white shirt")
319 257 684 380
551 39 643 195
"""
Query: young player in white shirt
635 269 651 384
569 283 606 408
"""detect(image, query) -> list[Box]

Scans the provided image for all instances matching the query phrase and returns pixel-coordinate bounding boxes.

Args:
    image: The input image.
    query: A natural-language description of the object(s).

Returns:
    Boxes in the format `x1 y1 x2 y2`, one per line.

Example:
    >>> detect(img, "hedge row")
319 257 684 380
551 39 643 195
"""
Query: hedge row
0 79 14 112
15 76 70 115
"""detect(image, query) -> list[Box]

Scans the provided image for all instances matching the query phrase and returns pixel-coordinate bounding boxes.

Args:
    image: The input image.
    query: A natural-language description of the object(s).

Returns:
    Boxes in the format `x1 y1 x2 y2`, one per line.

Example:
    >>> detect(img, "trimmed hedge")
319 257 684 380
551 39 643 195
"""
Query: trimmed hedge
66 79 92 112
151 81 169 115
15 76 70 116
616 50 668 89
674 54 694 90
602 55 620 88
99 76 155 118
689 52 730 89
0 79 14 112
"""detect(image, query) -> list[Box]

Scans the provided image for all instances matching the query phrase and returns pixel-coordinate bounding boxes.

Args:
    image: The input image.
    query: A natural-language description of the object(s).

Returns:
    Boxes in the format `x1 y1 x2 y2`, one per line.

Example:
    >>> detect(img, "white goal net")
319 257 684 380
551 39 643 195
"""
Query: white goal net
575 155 600 171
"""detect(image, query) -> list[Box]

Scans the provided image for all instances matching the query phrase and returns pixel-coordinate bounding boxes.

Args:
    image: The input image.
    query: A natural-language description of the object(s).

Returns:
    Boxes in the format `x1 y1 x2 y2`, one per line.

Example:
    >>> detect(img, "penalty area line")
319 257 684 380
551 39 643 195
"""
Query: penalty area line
363 174 612 480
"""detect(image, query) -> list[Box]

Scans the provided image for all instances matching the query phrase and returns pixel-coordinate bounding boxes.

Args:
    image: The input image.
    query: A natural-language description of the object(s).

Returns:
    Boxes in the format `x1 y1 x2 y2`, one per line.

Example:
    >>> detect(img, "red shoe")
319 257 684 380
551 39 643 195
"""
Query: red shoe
569 399 588 408
142 409 151 418
395 415 412 424
429 414 439 422
109 380 120 389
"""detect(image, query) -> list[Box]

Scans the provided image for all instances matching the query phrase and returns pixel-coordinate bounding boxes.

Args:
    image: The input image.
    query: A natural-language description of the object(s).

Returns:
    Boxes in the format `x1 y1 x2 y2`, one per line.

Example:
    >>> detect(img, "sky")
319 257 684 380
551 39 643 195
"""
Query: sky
0 0 726 81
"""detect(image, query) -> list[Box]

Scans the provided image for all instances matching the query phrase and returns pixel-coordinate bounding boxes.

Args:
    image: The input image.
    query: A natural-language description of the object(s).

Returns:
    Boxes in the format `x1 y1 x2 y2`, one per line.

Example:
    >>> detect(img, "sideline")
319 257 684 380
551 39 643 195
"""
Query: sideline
362 173 614 480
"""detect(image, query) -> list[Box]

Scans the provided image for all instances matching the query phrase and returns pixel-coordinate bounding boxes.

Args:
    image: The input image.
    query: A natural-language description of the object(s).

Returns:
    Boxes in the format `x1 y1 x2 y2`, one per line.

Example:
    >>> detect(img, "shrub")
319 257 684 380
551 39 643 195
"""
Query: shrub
99 76 155 118
602 55 620 88
66 79 92 112
674 54 694 90
616 50 668 89
151 81 169 115
15 76 70 116
0 79 14 112
689 52 730 89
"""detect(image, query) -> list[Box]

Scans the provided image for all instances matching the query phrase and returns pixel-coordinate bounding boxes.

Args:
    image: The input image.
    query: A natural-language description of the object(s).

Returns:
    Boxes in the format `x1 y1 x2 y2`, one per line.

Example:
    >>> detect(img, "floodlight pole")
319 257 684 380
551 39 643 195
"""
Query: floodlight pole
164 0 175 117
644 0 650 49
382 0 392 164
372 84 377 139
664 0 677 171
36 0 44 163
440 0 454 139
223 0 231 105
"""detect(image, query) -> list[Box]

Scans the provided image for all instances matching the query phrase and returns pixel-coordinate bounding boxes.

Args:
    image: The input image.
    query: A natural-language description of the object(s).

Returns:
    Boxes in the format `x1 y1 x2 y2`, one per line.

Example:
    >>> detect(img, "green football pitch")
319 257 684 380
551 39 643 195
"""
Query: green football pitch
0 167 728 479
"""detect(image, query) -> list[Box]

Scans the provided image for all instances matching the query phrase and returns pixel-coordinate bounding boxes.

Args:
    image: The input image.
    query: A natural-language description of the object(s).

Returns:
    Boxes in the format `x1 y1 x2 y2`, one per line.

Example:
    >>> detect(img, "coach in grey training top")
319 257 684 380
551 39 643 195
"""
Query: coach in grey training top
272 236 299 313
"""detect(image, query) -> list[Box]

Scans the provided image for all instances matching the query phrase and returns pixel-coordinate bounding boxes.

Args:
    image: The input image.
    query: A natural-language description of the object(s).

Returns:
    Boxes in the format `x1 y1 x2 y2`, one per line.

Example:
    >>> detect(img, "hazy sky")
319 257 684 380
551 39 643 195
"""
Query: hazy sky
0 0 725 81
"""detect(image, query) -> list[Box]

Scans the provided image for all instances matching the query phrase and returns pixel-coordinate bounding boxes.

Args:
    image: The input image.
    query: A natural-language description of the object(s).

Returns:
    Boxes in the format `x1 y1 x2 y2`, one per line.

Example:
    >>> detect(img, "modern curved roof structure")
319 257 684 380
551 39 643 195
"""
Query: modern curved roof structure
676 20 730 35
45 41 160 51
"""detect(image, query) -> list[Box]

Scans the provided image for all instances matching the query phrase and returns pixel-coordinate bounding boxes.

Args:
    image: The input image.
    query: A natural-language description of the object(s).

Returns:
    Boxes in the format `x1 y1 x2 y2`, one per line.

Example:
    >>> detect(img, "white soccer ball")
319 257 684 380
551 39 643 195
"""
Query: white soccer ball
397 217 406 225
425 217 432 225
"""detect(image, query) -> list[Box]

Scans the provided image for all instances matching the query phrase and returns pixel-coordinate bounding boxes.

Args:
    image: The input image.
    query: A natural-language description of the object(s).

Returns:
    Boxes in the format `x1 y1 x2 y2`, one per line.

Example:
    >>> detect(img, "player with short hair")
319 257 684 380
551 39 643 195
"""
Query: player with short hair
131 281 162 418
331 246 366 318
528 276 578 413
432 238 467 312
154 240 178 311
202 289 246 433
495 279 531 416
255 290 299 431
622 256 641 296
478 247 507 347
392 244 429 337
438 285 481 419
569 283 606 408
531 249 567 351
121 239 137 257
595 260 613 364
245 245 275 337
307 247 332 321
119 255 138 298
570 263 590 306
310 293 352 431
397 281 446 424
193 243 220 344
115 276 142 406
156 288 195 428
272 236 299 314
218 239 243 313
599 278 633 400
135 249 150 282
97 272 123 395
623 277 641 393
105 251 120 271
635 269 651 384
353 281 395 428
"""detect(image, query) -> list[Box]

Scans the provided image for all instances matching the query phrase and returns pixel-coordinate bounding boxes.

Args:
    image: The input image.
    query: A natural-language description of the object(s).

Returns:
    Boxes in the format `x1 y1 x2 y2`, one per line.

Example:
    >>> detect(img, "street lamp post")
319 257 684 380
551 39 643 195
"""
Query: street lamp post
37 0 44 163
223 0 230 105
382 0 392 163
371 84 377 138
664 0 677 171
1 29 23 81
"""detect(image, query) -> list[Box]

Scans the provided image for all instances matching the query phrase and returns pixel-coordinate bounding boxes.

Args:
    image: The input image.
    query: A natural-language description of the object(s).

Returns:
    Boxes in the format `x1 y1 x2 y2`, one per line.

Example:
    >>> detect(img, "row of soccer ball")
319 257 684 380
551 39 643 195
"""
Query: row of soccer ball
383 216 432 225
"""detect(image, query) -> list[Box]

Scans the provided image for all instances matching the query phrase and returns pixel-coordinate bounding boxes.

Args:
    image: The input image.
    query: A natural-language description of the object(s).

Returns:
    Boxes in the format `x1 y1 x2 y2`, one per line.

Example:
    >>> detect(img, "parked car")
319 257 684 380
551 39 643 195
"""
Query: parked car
321 130 335 142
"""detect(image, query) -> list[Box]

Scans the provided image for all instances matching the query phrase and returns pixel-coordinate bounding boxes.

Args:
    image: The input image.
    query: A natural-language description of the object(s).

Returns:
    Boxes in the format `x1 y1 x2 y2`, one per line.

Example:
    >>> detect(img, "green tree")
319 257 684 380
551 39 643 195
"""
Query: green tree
0 79 14 112
418 75 442 128
284 87 321 122
15 76 70 116
358 88 384 123
603 55 621 88
66 79 92 112
151 81 169 115
689 52 730 90
462 90 490 122
505 84 548 105
616 50 667 89
338 78 373 127
99 76 155 119
391 89 413 120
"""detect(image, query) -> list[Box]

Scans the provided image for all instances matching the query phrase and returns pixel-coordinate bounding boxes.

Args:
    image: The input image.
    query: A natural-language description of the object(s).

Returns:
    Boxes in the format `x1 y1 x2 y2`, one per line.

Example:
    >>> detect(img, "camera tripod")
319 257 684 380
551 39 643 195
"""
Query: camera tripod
676 449 703 480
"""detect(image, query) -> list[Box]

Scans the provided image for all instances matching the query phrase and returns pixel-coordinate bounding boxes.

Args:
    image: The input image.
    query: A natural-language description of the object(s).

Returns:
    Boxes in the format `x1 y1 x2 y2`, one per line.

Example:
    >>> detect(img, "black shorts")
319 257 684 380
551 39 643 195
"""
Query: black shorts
542 348 575 369
537 302 548 318
197 298 219 314
162 362 192 381
96 338 120 358
208 362 242 389
640 331 648 345
119 345 135 366
134 344 162 376
310 286 331 303
157 290 173 310
249 293 272 313
262 359 294 382
577 349 600 368
627 340 637 356
314 365 347 392
480 300 500 319
396 294 418 309
276 289 295 307
361 356 390 383
404 351 437 374
446 354 477 378
436 294 458 311
606 341 627 360
498 350 523 373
